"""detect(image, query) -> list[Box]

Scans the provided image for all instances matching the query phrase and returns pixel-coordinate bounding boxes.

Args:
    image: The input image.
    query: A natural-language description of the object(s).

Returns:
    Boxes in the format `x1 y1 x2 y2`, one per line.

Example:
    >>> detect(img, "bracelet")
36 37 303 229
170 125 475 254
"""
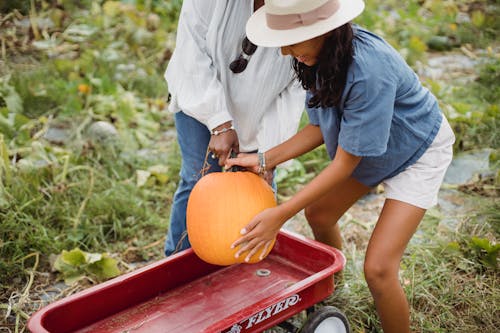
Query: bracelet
211 125 235 136
258 152 266 176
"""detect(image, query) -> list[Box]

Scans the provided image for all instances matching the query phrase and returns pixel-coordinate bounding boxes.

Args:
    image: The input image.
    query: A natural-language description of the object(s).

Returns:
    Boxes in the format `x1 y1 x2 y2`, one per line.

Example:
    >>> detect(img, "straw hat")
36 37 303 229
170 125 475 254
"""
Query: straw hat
246 0 365 47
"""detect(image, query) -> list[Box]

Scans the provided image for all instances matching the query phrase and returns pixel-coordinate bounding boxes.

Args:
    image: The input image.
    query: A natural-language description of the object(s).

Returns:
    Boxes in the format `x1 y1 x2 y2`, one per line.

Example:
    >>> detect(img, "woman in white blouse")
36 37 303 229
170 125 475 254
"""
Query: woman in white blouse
164 0 305 255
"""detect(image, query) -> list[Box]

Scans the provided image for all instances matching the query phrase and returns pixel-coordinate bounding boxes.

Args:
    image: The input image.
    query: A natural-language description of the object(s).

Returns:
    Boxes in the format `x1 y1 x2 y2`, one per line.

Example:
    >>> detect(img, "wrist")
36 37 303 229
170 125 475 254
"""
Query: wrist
257 152 267 176
279 201 299 222
259 150 278 171
211 122 234 136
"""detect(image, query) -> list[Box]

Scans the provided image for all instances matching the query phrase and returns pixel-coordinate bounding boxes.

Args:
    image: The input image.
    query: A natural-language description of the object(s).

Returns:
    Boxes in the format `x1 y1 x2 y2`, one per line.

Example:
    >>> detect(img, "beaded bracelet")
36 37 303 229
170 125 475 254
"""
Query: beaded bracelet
211 125 235 136
258 152 266 176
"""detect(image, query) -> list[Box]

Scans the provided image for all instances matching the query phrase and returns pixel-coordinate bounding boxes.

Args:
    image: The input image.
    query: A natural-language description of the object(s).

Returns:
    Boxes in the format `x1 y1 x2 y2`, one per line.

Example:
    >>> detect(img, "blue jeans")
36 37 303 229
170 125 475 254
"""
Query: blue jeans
164 111 221 256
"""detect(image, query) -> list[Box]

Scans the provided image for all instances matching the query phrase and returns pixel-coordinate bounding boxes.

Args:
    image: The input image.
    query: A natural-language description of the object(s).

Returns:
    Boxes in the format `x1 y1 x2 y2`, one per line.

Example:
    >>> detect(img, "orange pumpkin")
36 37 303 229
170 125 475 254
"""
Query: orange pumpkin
186 171 277 265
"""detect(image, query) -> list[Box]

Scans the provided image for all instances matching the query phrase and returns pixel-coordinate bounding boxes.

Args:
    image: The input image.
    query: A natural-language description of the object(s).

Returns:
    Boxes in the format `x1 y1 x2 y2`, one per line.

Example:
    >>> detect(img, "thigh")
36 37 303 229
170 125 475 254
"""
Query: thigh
175 111 221 181
305 177 371 222
366 199 426 268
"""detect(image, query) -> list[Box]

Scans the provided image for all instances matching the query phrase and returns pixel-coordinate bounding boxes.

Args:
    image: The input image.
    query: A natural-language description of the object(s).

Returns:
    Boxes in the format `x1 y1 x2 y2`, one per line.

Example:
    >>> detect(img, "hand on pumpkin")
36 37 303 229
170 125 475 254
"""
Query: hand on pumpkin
230 206 285 262
226 154 275 185
225 153 260 174
208 121 239 166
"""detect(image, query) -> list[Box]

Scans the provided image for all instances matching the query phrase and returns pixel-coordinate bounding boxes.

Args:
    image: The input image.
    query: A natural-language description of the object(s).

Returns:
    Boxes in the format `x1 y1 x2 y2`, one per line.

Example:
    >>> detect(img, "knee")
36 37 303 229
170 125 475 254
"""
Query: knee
304 206 323 228
363 257 397 294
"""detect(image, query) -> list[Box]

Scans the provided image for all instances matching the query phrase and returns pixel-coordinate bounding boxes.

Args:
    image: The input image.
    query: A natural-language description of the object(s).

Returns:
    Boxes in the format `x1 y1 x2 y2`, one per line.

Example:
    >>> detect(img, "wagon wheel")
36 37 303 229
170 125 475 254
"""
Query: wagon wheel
301 306 350 333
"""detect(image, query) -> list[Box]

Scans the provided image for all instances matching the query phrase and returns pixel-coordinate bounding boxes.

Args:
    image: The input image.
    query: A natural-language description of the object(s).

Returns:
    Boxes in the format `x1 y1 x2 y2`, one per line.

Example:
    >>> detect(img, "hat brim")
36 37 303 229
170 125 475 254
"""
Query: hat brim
246 0 365 47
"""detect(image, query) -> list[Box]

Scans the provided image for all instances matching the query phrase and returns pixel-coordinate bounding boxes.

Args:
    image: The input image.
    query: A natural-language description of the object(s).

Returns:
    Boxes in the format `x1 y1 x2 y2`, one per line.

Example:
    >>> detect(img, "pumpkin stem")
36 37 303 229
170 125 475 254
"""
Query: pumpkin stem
228 150 245 172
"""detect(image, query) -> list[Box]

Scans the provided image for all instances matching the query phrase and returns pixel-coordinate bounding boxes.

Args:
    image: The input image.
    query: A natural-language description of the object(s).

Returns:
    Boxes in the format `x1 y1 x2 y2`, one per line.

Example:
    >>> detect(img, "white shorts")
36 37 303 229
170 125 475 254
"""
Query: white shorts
382 116 455 209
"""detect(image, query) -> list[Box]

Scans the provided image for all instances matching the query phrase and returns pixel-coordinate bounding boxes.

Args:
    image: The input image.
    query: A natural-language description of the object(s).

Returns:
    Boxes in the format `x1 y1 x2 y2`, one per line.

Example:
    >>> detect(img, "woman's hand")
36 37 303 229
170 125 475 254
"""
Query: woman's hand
208 122 239 166
230 206 286 262
225 153 260 174
226 153 274 185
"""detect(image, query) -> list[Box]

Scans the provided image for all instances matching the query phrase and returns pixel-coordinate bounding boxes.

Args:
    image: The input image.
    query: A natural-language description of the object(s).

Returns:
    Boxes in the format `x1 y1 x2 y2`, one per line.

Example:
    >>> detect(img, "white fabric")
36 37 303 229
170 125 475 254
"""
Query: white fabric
165 0 305 153
383 116 455 209
246 0 365 47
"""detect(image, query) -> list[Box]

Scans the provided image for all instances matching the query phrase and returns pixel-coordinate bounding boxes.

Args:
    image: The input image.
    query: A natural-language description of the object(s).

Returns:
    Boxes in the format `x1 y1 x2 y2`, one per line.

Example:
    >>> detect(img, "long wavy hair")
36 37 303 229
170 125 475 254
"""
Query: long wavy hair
292 23 354 109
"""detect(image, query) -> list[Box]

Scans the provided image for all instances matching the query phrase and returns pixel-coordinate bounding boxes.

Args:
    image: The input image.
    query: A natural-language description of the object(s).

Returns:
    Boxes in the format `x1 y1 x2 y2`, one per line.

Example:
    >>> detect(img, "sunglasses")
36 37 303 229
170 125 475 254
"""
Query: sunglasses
229 37 258 74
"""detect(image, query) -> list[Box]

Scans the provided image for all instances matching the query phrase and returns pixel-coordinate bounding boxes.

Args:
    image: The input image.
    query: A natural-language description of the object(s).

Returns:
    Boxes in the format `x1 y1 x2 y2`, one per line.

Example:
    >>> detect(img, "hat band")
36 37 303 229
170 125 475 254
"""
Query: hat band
266 0 340 30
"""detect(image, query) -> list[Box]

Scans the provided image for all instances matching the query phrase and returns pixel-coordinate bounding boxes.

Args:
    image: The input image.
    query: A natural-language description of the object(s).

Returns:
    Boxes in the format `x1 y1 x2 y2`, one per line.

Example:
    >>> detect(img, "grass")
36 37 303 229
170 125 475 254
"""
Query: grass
326 198 499 332
1 0 182 299
0 0 499 331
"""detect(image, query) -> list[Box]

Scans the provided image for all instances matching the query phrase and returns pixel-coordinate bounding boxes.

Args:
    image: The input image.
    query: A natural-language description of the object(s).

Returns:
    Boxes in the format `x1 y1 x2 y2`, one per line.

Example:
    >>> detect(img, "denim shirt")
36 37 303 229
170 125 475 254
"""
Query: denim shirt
306 27 442 187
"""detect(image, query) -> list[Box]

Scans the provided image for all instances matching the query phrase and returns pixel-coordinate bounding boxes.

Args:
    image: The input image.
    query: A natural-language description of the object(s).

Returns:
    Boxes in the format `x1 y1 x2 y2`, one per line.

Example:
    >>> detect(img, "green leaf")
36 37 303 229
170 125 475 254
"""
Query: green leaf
88 255 121 280
61 248 87 266
148 164 169 184
64 272 87 285
446 241 461 252
85 252 103 264
469 237 499 269
471 237 493 251
52 248 121 285
136 169 151 187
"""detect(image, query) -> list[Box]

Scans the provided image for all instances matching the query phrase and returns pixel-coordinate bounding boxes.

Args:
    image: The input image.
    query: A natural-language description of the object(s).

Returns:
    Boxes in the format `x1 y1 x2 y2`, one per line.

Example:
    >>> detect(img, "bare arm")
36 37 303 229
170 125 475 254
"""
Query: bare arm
275 145 361 220
266 124 325 168
231 145 362 261
225 124 324 170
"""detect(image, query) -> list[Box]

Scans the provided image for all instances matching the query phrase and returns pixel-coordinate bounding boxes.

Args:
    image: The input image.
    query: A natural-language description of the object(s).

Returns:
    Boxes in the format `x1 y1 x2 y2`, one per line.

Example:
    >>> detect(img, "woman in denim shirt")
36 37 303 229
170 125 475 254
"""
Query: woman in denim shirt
226 0 455 332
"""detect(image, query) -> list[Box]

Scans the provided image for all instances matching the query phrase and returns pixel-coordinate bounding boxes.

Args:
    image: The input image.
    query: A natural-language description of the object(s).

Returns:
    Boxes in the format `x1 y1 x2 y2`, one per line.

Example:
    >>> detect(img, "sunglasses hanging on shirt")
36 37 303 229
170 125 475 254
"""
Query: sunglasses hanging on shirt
229 36 258 74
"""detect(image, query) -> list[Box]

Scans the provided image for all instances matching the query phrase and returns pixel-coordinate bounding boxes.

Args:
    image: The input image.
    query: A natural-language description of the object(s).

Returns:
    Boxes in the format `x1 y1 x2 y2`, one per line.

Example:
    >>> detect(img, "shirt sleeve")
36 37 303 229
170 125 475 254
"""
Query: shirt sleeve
305 91 319 125
164 0 232 130
338 64 398 157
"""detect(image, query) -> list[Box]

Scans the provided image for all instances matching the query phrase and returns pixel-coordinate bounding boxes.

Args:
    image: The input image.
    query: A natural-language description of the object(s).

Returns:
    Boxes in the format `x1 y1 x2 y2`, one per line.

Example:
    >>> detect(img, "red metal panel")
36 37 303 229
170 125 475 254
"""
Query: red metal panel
27 230 345 333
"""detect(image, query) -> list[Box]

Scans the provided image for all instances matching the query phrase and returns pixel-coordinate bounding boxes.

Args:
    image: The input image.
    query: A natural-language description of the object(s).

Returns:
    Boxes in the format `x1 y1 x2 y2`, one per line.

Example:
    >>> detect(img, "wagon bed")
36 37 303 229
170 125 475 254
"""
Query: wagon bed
28 230 345 333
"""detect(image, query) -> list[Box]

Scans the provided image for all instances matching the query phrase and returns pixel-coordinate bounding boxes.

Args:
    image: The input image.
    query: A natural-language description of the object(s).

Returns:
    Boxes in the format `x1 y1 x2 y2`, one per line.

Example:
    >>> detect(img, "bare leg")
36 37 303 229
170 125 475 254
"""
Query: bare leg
305 177 370 249
364 199 426 333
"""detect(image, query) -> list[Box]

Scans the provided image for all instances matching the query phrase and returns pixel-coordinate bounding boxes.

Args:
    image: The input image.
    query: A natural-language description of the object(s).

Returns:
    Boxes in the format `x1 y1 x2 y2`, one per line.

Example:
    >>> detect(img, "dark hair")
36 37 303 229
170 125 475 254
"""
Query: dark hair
293 23 354 109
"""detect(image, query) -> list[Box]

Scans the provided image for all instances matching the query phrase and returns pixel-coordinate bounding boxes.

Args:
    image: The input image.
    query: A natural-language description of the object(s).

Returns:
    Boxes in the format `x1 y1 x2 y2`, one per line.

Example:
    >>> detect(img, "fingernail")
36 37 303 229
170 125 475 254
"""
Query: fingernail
240 228 247 235
245 257 250 262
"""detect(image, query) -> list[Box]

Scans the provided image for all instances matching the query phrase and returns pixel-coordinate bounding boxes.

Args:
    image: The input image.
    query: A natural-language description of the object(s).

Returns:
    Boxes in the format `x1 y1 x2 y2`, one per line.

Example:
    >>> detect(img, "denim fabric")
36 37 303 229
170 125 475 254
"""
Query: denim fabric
306 26 442 187
164 111 222 256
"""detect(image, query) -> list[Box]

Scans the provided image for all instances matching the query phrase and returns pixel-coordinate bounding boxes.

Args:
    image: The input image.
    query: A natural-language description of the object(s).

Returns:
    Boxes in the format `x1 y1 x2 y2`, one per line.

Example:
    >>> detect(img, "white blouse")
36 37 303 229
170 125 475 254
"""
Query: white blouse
165 0 305 152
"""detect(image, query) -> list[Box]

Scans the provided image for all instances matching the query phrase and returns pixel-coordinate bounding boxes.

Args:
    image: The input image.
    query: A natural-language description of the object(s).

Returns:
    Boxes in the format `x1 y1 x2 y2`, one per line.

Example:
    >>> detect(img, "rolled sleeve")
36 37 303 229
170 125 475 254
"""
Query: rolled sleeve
305 92 320 125
165 0 232 130
339 68 397 157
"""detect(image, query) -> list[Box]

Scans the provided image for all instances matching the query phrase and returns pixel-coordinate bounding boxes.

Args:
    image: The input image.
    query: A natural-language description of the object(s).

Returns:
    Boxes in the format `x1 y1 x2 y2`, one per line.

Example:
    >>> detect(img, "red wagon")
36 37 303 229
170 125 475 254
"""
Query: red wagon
28 230 349 333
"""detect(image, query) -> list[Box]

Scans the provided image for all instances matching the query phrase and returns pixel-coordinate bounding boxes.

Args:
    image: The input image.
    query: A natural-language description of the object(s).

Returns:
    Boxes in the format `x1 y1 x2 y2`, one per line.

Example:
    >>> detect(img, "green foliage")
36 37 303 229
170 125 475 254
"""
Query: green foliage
476 58 500 103
328 198 500 332
467 237 499 269
356 0 499 61
1 0 499 332
0 0 31 14
52 248 121 285
443 58 500 151
0 0 180 296
452 201 500 271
